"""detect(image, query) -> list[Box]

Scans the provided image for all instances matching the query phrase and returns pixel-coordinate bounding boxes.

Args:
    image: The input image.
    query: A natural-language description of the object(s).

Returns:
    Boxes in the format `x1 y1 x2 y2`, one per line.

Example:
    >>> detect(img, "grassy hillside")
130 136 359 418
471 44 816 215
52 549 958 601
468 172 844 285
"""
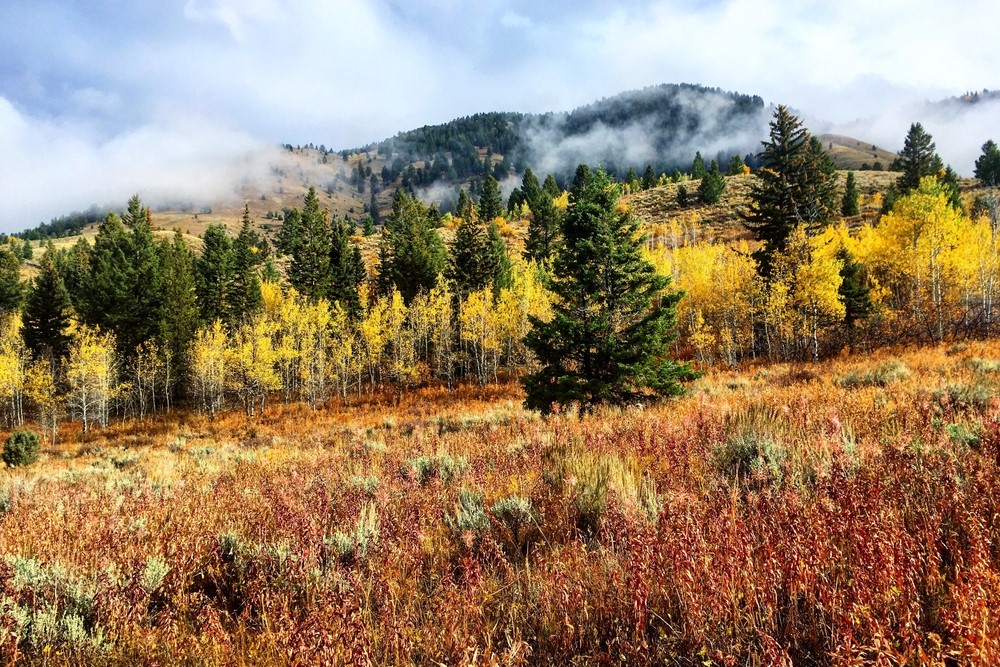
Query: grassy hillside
817 134 898 170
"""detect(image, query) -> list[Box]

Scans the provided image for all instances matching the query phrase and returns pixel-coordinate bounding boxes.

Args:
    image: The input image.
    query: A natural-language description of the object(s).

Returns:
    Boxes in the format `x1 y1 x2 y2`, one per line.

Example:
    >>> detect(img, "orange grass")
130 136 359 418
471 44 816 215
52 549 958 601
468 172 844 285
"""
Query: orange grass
1 345 1000 665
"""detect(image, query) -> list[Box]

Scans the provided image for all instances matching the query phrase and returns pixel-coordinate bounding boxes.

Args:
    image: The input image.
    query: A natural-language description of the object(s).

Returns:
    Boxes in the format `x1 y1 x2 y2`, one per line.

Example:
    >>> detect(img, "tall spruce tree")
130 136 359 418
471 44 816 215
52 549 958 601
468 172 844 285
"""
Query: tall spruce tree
0 248 23 314
522 167 693 415
230 204 266 323
743 105 837 278
195 225 235 325
975 140 1000 186
289 187 331 300
448 215 492 298
698 160 725 204
159 230 199 376
896 122 943 194
478 175 504 222
23 245 73 361
691 152 706 178
841 172 860 216
487 220 512 291
328 217 366 318
377 188 447 302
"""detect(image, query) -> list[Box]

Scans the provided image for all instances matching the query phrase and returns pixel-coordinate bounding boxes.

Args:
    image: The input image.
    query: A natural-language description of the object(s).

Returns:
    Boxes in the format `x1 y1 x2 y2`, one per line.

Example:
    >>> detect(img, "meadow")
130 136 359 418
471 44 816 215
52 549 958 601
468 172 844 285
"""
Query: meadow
1 341 999 665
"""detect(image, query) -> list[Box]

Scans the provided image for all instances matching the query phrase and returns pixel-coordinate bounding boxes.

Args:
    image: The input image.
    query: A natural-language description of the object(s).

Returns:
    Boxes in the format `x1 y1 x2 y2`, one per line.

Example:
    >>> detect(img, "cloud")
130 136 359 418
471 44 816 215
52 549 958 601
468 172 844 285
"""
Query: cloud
1 0 998 226
0 96 276 230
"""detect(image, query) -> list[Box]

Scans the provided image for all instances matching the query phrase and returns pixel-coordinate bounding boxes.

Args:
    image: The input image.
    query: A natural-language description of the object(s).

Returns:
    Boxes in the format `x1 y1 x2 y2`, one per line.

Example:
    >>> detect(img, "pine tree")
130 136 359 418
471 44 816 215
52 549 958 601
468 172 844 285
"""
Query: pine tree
377 189 447 303
159 231 199 384
230 204 266 323
691 152 706 179
329 217 366 318
0 248 23 314
456 188 473 220
841 172 860 216
521 169 542 204
896 122 943 195
448 215 492 298
743 105 837 278
58 238 91 310
642 164 657 190
478 175 504 222
698 160 725 204
524 184 562 264
522 168 694 415
195 225 235 325
542 174 561 199
23 245 73 361
975 139 1000 186
836 245 872 331
727 154 746 176
289 187 332 300
487 221 512 291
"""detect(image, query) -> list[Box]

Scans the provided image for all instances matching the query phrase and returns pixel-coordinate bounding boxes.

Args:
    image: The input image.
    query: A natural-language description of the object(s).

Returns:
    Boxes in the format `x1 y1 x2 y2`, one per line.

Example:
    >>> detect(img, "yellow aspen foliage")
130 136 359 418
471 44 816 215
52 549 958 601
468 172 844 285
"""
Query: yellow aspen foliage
788 227 845 361
0 314 27 427
688 310 716 364
25 358 59 444
190 320 228 418
227 315 281 417
386 288 419 392
65 325 118 433
460 287 501 385
553 191 570 210
358 286 390 390
426 275 455 385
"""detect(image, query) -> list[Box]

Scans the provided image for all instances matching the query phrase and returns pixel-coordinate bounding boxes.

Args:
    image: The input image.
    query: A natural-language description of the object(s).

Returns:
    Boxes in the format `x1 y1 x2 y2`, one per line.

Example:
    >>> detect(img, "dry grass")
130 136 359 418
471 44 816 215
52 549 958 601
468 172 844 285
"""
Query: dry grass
1 342 999 664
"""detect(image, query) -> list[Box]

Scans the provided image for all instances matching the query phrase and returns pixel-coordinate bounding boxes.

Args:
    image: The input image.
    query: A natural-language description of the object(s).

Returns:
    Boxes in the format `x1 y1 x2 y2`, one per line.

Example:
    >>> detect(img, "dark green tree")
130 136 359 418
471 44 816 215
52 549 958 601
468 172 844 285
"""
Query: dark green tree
328 218 365 318
229 204 266 323
57 238 91 310
743 106 838 278
456 188 473 220
289 187 331 300
521 168 694 415
841 172 860 216
195 225 235 325
836 246 872 331
542 174 561 199
448 215 492 298
895 122 943 194
524 191 562 264
159 231 200 380
727 154 746 176
941 165 964 211
642 164 657 190
377 189 447 302
0 248 23 314
691 152 706 178
975 139 1000 186
698 160 725 204
277 207 302 256
478 175 504 222
488 220 512 291
23 245 73 361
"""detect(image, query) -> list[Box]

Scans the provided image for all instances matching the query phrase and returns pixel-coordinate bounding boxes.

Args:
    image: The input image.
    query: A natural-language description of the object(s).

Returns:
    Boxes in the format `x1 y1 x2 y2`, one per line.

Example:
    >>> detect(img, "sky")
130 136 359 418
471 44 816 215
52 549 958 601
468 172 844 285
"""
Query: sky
1 0 998 230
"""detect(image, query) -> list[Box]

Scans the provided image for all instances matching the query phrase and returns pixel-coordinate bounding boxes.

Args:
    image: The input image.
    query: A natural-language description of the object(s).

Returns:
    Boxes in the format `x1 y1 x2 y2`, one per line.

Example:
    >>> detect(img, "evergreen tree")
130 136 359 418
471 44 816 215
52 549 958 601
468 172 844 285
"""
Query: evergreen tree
57 238 91 310
524 190 562 264
698 160 726 204
377 189 447 302
289 186 331 300
277 208 302 256
743 105 837 278
80 198 165 355
542 174 561 199
521 168 542 204
478 175 504 222
370 191 381 225
329 217 365 318
23 245 73 361
727 154 746 176
159 231 200 378
456 188 473 220
488 221 512 291
841 172 860 216
0 248 23 314
522 168 694 415
642 164 657 190
975 139 1000 186
896 122 943 194
362 216 376 236
230 204 266 323
691 151 706 178
195 225 235 325
941 165 964 211
448 215 492 298
625 167 640 191
836 246 872 330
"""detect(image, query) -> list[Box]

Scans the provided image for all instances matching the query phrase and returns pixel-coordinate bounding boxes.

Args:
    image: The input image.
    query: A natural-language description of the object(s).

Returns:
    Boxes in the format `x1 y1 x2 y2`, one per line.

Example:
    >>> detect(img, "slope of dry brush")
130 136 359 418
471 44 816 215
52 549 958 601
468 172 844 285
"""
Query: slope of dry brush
1 343 1000 665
